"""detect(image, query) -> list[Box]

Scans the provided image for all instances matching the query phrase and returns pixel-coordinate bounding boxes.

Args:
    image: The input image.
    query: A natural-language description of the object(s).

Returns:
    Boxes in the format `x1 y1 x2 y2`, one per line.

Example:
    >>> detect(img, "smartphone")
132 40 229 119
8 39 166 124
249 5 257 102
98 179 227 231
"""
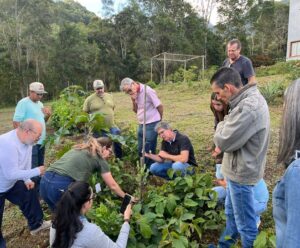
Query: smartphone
120 194 132 214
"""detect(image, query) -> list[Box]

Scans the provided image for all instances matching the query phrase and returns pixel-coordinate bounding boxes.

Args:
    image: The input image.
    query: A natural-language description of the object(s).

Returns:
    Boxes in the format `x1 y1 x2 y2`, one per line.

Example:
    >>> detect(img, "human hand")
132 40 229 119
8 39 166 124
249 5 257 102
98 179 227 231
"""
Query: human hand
123 204 132 221
212 147 222 158
39 165 46 175
213 179 227 188
25 181 35 190
158 151 169 159
42 106 51 117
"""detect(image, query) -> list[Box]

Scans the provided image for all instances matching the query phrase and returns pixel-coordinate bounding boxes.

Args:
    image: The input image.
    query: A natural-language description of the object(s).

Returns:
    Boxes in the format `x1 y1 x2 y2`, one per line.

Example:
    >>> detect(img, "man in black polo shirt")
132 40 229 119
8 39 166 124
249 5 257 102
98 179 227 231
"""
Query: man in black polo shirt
145 121 197 179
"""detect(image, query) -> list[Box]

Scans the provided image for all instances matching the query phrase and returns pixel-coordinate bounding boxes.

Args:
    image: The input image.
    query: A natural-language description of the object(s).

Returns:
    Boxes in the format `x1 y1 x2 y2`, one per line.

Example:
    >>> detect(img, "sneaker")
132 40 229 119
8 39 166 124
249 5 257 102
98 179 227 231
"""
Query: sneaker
30 220 51 235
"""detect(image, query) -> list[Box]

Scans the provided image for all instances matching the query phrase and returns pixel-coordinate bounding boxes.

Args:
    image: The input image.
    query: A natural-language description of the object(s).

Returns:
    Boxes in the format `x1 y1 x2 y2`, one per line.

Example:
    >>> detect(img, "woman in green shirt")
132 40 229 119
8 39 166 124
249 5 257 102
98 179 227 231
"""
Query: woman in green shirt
40 137 126 211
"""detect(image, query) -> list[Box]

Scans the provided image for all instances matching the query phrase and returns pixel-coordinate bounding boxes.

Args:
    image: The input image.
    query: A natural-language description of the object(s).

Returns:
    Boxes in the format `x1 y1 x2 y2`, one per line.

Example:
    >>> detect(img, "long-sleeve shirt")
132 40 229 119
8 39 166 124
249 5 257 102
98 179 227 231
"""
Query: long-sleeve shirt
0 130 40 192
50 217 130 248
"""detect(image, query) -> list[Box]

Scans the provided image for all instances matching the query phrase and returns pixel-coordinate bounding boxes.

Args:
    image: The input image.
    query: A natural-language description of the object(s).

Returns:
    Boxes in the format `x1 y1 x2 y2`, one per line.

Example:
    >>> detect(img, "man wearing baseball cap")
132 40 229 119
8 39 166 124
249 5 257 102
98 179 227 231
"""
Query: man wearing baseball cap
13 82 51 193
83 79 122 158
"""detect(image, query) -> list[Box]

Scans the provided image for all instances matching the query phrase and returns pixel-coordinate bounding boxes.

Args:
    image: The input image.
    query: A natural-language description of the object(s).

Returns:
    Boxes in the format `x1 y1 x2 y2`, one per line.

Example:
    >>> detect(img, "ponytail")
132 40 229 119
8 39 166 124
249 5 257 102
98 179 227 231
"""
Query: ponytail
52 182 92 248
73 137 112 157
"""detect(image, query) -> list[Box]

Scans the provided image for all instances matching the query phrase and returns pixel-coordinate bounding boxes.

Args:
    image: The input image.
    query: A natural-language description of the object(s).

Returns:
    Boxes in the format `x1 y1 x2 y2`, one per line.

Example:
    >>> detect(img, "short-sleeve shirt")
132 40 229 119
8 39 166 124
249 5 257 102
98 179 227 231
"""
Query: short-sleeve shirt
222 55 255 86
161 131 197 166
47 149 110 181
13 97 46 144
83 93 116 128
135 84 162 124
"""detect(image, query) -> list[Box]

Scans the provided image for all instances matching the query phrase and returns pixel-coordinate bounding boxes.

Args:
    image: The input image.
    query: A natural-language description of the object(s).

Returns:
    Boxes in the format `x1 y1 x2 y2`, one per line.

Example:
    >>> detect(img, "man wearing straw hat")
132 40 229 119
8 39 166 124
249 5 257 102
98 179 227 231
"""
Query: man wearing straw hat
120 78 163 168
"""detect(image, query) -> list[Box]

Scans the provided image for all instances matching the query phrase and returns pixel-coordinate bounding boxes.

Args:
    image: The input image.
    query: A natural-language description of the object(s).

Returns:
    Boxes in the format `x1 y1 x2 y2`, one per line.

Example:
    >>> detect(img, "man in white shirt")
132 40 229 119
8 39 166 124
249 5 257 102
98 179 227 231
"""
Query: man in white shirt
0 119 50 248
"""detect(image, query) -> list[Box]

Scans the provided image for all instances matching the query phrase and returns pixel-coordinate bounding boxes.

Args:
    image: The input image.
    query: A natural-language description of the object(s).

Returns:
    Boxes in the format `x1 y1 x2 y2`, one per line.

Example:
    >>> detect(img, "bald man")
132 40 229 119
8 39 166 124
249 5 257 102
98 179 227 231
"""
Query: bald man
0 119 50 247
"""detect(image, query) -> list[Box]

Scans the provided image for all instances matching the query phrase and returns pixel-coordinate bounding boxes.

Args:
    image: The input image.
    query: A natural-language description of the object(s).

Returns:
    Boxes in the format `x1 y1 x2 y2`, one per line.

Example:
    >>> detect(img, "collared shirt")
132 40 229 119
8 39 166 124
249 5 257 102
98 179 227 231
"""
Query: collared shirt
161 131 197 166
83 92 116 128
13 97 46 145
135 84 161 124
0 130 40 192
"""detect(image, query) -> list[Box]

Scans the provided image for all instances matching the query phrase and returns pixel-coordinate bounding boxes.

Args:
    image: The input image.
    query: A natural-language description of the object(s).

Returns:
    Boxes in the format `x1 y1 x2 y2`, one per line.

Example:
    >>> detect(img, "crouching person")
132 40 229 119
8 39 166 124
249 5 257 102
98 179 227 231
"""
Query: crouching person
145 121 197 179
0 120 50 248
50 181 132 248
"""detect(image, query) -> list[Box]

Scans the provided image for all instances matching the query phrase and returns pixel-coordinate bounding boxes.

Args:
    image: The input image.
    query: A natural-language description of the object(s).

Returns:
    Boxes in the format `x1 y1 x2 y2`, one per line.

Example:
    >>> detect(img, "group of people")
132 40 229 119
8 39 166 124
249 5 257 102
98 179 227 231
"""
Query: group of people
0 38 299 248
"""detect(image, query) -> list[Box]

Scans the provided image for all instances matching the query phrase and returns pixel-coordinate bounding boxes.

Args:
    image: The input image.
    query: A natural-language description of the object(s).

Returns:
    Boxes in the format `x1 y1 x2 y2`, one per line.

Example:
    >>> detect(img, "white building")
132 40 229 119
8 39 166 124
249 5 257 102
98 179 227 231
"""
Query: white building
286 0 300 60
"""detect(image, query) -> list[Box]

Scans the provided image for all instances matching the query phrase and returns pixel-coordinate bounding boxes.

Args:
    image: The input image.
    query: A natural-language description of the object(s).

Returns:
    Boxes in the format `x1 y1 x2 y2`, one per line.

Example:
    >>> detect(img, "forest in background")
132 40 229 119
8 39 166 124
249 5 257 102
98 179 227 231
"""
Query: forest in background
0 0 289 105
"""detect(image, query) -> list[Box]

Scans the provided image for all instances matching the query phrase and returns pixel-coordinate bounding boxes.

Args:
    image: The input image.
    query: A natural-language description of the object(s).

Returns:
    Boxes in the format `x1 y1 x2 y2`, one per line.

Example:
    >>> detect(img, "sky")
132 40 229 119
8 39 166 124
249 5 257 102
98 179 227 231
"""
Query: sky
74 0 219 25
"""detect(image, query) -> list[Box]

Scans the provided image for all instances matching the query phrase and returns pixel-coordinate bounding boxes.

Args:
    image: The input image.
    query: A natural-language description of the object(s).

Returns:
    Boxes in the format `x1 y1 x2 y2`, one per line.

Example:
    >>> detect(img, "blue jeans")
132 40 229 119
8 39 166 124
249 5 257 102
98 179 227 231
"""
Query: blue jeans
93 127 122 159
273 160 300 248
150 161 192 180
31 144 45 194
138 121 159 168
0 181 44 248
219 179 257 248
40 171 74 212
213 186 267 225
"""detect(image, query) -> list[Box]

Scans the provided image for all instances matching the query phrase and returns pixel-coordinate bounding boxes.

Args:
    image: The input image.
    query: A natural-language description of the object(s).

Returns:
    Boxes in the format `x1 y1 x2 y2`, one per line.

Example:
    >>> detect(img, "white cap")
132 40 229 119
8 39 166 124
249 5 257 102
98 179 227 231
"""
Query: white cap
29 82 47 94
93 80 104 88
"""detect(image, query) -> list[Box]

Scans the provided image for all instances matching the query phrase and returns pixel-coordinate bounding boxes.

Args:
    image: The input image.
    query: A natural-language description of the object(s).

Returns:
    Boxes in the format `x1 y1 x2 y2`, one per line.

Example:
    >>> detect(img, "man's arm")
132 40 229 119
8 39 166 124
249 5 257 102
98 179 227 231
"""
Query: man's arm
157 104 163 120
248 75 257 85
159 150 189 163
144 152 164 163
131 98 138 113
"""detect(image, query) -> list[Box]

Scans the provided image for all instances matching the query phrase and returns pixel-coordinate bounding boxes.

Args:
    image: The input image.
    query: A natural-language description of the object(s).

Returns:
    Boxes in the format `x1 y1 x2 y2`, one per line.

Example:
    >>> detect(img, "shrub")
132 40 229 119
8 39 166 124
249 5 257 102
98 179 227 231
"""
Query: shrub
251 55 275 67
89 170 225 247
50 85 87 132
259 81 286 105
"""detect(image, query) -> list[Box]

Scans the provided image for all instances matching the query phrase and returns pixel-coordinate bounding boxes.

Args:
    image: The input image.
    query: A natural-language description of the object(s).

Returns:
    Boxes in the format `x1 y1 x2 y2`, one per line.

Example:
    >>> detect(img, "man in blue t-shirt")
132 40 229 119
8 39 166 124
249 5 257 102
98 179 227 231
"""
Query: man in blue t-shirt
13 82 51 192
222 39 256 86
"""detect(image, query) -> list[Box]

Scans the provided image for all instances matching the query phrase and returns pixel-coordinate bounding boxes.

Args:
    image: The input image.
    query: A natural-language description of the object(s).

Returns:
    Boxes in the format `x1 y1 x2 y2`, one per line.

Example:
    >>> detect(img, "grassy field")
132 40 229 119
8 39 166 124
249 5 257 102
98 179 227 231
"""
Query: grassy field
1 74 287 247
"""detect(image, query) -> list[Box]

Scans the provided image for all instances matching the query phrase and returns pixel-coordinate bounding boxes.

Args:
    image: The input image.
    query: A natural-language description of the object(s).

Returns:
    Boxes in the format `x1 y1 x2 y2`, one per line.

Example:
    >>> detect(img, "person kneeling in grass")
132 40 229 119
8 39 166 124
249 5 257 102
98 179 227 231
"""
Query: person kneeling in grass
145 121 197 180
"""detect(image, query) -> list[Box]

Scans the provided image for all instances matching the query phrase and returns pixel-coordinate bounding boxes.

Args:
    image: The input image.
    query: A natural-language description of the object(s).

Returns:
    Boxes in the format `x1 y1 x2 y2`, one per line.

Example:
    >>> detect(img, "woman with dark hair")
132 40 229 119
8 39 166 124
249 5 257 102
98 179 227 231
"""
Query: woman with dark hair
210 92 229 130
40 137 128 211
273 79 300 248
50 181 132 248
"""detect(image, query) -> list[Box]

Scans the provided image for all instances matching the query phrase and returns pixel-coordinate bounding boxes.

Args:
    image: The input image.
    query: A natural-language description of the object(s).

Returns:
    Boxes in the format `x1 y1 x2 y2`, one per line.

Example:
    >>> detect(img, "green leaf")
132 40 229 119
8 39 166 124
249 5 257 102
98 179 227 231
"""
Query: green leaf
140 222 153 239
166 194 177 214
184 176 193 188
172 235 189 248
195 188 204 198
269 235 276 247
181 213 195 221
254 231 267 248
184 198 198 207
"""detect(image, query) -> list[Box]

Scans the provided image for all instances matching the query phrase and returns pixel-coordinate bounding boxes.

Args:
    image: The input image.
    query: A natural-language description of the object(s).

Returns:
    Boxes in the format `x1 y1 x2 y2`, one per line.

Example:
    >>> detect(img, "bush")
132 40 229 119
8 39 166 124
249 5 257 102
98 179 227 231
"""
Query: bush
89 170 225 247
259 81 286 105
251 55 275 67
50 85 87 132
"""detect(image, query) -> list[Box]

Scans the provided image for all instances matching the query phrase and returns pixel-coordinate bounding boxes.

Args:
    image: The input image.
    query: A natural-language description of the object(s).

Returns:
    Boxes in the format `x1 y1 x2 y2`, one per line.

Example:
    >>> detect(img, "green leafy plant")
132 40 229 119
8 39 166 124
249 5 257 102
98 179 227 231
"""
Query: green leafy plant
259 81 286 105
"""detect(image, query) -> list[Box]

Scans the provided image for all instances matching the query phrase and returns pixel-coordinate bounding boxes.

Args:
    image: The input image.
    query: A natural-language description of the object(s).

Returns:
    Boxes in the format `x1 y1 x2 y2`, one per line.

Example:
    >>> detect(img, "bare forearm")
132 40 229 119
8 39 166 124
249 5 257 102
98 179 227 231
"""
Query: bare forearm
157 105 163 120
132 100 137 113
146 153 164 163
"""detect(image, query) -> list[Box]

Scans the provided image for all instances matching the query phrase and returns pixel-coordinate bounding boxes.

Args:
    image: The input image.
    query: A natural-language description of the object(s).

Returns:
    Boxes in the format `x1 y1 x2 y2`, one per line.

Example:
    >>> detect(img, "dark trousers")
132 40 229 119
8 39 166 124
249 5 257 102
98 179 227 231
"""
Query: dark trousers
0 181 44 248
31 144 45 194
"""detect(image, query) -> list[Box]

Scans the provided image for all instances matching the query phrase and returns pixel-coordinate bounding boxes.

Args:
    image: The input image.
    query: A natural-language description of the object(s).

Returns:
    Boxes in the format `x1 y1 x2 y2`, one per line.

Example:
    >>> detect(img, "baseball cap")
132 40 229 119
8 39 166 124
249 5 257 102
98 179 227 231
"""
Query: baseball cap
29 82 47 94
93 80 104 89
